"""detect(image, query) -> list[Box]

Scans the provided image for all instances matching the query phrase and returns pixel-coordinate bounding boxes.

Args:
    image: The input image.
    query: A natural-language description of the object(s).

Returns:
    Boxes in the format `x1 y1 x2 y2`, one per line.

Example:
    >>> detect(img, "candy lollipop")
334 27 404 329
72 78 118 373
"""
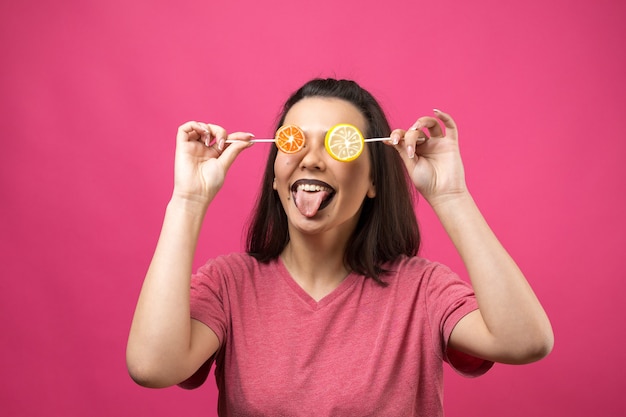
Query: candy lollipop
274 125 306 154
225 125 306 154
226 124 390 162
324 124 394 162
324 124 365 162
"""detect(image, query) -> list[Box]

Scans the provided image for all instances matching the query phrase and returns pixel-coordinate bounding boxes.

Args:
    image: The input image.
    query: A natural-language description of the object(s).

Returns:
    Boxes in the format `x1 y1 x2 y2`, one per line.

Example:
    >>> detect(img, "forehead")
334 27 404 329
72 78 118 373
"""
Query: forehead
284 97 368 134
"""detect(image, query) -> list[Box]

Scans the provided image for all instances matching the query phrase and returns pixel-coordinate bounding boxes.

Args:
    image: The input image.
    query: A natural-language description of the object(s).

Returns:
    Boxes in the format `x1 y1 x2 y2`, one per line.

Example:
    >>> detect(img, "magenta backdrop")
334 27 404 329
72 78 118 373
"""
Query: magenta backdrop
1 0 625 416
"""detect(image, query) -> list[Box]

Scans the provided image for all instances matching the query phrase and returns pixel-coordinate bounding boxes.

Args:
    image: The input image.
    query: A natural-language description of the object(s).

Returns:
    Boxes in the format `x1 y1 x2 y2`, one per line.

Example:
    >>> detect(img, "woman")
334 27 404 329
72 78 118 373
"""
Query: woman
127 78 553 416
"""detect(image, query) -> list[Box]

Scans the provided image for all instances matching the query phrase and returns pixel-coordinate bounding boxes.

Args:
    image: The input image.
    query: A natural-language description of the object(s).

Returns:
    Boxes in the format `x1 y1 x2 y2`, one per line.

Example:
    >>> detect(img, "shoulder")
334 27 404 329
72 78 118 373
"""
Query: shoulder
382 255 456 284
193 253 286 289
381 255 473 301
196 253 273 277
191 253 278 296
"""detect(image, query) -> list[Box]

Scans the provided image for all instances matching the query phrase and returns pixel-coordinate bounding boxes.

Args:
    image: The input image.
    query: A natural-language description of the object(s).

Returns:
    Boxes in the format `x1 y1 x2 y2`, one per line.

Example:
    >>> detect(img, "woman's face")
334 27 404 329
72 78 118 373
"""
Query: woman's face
273 97 376 237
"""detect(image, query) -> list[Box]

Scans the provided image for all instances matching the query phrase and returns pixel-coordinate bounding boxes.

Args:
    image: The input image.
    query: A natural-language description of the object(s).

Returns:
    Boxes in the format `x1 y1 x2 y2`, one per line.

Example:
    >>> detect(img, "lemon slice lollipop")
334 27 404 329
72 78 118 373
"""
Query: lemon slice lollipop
275 125 306 154
324 124 364 162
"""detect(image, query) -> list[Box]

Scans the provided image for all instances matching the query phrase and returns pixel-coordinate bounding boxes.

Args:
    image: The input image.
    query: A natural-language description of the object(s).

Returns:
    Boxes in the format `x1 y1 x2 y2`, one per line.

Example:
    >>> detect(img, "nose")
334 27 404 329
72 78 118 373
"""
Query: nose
299 133 327 171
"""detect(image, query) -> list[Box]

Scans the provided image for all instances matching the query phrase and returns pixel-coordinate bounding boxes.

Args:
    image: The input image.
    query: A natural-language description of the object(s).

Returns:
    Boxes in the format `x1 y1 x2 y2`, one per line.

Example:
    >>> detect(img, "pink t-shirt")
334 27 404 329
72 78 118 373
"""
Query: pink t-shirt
187 253 492 416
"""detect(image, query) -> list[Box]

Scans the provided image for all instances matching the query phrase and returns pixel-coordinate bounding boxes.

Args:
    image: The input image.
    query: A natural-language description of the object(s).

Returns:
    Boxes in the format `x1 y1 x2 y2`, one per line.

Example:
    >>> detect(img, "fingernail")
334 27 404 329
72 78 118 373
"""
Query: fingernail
246 132 256 138
218 138 225 150
407 145 415 159
412 121 421 130
417 136 426 143
391 133 400 145
204 138 210 147
433 109 440 114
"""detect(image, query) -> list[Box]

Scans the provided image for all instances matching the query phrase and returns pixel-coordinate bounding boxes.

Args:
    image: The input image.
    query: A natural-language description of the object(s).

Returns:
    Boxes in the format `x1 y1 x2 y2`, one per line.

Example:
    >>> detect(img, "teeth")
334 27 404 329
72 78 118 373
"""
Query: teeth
297 184 332 192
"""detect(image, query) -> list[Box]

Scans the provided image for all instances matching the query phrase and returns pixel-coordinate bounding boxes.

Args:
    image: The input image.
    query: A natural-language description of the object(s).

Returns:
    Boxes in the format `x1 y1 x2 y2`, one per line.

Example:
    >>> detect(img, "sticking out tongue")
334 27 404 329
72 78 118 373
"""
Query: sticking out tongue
294 188 331 218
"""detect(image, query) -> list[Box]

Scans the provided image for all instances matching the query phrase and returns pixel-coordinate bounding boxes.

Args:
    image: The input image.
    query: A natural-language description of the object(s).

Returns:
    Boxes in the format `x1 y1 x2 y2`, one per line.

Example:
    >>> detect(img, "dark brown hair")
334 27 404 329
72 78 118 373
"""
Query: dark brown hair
246 78 420 284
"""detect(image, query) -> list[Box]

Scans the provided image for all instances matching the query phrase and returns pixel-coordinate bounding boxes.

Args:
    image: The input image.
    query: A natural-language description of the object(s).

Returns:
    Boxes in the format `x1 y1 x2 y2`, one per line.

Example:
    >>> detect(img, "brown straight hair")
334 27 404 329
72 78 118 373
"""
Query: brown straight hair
246 78 420 285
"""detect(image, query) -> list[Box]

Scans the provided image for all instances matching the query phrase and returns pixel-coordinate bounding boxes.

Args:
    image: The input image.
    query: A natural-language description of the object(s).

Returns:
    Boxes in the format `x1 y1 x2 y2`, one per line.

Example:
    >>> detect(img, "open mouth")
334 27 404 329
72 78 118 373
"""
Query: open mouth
290 179 336 218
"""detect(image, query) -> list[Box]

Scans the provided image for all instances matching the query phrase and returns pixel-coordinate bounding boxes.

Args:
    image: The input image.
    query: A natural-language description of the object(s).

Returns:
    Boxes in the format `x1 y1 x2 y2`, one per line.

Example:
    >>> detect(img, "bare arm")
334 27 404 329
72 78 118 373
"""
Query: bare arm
389 110 553 364
126 122 252 387
432 192 553 364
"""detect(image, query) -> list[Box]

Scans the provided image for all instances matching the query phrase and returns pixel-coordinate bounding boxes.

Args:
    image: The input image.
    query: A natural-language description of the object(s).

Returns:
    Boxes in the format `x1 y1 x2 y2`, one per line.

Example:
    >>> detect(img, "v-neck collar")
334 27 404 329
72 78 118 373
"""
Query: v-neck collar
273 257 359 311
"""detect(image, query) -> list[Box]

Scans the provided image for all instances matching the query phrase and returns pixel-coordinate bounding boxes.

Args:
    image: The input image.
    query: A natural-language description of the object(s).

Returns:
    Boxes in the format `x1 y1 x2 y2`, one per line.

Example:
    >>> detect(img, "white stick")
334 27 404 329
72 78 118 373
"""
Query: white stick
225 139 276 143
364 137 391 142
225 137 391 144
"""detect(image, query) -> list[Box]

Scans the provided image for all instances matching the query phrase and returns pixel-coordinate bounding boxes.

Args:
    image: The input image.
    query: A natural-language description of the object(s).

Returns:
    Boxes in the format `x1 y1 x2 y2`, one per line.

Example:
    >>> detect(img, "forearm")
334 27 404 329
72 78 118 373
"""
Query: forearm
126 197 207 384
431 192 553 359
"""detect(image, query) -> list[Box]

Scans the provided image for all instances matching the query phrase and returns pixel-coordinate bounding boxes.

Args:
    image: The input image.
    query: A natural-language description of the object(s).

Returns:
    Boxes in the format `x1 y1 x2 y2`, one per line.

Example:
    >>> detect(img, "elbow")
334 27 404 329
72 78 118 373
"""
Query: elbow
128 365 159 389
126 349 173 389
509 326 555 364
528 320 555 362
127 360 164 388
533 327 555 361
519 337 554 364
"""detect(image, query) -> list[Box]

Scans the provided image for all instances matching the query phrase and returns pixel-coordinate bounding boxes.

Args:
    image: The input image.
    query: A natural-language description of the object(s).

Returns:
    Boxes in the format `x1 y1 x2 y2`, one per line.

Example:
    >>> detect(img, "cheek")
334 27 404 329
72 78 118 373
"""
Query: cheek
273 156 296 194
338 159 371 183
340 163 374 198
274 155 298 176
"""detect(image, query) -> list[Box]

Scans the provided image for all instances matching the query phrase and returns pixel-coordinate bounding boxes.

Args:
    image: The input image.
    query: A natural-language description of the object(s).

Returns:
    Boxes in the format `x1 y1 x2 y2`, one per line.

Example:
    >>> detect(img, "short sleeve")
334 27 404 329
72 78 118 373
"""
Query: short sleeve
177 259 232 390
188 259 231 348
425 263 493 377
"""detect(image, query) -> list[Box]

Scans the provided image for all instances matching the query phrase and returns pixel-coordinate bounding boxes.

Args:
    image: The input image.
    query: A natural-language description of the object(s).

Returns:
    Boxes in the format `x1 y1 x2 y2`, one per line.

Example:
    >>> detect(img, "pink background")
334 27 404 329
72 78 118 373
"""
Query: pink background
1 0 625 416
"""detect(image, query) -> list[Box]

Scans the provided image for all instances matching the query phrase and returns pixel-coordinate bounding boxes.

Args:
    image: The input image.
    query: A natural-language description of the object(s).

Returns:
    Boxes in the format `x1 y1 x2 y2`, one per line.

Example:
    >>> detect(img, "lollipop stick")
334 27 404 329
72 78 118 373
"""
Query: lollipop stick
225 138 276 143
364 137 391 142
224 138 390 143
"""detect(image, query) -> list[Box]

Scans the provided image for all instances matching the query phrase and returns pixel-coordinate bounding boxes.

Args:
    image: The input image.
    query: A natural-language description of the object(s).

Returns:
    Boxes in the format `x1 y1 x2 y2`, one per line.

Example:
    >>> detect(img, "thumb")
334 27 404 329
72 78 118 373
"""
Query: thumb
217 132 254 171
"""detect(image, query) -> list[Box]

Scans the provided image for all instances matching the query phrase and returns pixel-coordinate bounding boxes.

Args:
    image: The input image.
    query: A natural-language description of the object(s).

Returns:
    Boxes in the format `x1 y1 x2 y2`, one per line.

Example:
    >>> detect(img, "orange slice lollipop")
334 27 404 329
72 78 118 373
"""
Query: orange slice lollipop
324 124 364 162
275 125 306 154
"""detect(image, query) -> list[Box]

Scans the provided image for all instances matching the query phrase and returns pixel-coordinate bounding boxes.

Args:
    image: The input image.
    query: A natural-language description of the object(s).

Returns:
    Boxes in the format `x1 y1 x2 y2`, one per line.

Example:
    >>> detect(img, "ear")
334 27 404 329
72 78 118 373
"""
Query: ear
272 177 277 191
367 181 376 198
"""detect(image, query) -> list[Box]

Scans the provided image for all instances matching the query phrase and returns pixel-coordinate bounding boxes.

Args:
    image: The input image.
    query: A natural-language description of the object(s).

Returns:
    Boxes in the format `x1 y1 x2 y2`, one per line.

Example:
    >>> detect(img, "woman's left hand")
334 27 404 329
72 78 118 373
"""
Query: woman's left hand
387 110 467 205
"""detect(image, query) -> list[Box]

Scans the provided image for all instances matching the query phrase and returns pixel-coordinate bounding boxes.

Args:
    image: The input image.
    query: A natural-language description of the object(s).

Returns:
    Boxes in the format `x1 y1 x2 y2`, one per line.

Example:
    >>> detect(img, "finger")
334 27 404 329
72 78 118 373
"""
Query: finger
176 122 228 149
433 109 458 132
411 116 444 138
224 131 256 145
177 121 205 143
200 123 228 148
387 128 427 159
405 129 428 159
217 132 254 170
388 128 406 146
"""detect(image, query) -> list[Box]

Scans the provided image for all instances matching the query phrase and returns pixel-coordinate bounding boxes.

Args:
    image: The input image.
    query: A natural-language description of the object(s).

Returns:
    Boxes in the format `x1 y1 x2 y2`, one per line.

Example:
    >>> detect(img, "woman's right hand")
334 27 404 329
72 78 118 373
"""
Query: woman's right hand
172 121 253 205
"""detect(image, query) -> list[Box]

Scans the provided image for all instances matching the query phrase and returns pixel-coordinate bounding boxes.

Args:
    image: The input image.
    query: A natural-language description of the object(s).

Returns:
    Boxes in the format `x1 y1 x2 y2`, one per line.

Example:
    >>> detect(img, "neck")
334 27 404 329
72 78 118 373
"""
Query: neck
280 231 352 301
